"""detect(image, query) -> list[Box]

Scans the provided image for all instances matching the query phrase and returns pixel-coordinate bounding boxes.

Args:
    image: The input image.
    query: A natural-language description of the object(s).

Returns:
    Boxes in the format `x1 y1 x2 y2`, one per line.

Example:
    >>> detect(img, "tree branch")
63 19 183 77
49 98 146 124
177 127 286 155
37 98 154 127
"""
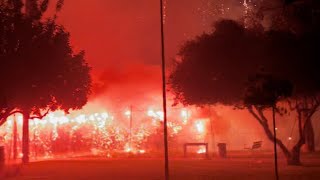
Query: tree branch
247 105 264 126
293 101 320 150
0 108 22 126
30 109 50 120
304 103 319 126
248 105 291 158
256 107 269 123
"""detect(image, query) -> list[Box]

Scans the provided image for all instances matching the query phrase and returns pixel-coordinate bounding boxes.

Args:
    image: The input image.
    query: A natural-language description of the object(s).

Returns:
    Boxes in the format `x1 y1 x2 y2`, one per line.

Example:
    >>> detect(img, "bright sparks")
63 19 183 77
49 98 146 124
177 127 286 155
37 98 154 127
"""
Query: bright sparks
197 147 206 154
0 106 209 160
195 120 205 134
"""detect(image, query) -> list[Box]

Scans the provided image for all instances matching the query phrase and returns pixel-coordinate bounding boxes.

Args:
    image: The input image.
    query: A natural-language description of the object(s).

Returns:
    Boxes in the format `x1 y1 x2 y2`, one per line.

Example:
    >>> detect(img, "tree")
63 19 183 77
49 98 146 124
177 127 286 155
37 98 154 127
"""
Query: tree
0 0 91 163
169 19 319 165
251 0 320 152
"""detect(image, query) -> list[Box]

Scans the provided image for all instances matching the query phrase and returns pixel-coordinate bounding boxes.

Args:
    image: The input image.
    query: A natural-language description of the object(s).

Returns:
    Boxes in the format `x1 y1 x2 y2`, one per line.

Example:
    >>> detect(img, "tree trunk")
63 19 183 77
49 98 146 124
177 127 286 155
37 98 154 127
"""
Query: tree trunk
287 129 305 166
287 145 302 165
286 110 306 165
22 112 30 164
260 121 291 158
260 120 304 165
304 119 315 152
247 107 292 163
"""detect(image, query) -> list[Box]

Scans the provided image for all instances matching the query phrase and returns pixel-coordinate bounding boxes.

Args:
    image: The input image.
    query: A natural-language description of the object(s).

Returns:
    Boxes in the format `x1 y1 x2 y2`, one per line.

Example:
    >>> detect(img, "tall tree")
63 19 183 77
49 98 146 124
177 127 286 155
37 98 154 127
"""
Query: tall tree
251 0 320 152
0 0 91 163
169 19 319 165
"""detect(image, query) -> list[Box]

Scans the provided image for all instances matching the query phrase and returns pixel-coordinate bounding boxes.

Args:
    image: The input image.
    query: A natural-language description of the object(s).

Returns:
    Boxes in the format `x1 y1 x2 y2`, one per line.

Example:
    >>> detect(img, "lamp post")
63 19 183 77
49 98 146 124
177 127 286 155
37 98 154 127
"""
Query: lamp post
159 0 169 179
13 114 18 160
272 106 279 180
129 106 133 149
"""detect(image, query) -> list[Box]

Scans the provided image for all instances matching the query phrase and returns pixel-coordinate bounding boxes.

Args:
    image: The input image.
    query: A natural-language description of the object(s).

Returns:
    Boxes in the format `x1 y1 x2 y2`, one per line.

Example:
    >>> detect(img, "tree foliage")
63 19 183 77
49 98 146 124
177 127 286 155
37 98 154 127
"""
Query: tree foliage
0 0 91 123
254 0 320 152
0 0 91 163
169 19 319 165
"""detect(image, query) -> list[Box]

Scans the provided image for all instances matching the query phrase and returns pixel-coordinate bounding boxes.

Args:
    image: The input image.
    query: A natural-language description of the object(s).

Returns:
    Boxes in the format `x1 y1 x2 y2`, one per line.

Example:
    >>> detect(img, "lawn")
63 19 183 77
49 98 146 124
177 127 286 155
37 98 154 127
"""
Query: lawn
3 152 320 180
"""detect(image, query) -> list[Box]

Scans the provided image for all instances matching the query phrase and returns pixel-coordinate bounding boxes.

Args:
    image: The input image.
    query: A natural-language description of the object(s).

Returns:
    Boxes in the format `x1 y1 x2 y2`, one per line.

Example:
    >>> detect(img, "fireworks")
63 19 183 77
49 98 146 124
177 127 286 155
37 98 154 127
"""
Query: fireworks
0 107 209 160
197 147 207 154
195 120 206 134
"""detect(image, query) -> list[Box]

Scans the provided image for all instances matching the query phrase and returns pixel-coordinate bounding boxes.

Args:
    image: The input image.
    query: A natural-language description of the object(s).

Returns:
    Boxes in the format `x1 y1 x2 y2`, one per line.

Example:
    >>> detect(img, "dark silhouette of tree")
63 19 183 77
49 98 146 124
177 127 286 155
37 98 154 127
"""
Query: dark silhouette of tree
169 19 319 165
251 0 320 152
250 0 319 34
0 0 91 163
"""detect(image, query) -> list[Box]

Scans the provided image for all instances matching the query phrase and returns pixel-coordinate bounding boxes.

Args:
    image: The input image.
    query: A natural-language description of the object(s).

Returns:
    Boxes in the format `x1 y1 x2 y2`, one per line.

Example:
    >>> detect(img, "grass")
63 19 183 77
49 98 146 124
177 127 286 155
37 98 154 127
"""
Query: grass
2 152 320 180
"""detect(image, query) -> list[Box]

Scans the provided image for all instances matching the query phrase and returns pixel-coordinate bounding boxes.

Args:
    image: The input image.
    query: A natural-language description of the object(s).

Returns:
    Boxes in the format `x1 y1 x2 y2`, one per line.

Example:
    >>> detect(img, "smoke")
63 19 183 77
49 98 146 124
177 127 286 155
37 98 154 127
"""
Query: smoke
89 63 162 110
54 0 288 151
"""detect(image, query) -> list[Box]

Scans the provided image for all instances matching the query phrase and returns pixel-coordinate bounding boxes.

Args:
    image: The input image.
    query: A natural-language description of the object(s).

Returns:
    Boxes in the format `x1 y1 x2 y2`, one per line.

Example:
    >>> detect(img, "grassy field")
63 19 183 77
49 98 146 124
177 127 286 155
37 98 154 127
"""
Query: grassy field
2 153 320 180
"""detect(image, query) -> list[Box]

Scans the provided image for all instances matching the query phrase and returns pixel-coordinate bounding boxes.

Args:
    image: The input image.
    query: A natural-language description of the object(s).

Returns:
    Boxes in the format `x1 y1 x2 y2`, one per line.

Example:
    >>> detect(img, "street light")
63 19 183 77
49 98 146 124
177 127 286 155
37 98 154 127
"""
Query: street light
159 0 169 179
125 106 133 151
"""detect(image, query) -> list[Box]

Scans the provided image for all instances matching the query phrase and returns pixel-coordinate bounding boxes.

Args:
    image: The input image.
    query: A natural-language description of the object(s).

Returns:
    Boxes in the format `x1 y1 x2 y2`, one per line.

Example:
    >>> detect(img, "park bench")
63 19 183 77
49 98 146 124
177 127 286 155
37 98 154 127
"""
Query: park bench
244 141 262 150
244 141 263 163
183 142 209 159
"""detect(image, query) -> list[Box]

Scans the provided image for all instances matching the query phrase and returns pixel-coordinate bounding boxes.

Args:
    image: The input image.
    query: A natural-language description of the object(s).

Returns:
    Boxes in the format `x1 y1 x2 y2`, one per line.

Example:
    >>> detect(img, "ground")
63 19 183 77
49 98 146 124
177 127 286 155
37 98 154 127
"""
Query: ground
2 152 320 180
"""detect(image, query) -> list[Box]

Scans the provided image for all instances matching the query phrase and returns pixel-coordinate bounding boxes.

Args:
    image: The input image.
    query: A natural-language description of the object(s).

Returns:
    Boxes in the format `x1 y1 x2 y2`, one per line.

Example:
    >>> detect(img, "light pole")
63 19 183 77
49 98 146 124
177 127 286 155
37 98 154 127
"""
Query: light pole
129 105 132 149
272 106 279 180
13 114 17 160
159 0 169 179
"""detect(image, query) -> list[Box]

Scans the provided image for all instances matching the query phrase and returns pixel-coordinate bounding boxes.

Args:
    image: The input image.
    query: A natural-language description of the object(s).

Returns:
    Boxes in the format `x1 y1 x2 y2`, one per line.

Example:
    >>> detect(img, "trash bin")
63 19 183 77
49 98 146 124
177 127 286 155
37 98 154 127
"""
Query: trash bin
217 143 227 158
0 146 4 171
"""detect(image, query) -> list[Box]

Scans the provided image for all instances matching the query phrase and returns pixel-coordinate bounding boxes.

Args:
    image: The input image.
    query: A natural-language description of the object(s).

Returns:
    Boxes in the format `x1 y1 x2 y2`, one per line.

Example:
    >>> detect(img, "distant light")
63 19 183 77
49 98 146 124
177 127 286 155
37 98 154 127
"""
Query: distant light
125 110 131 116
17 115 23 125
181 110 188 118
88 115 94 121
75 114 86 124
195 121 205 133
40 120 47 125
197 147 206 154
124 143 132 152
49 118 57 124
147 109 163 121
288 137 292 141
147 109 155 117
101 112 109 119
125 147 132 152
7 119 12 126
156 111 164 121
181 109 190 124
58 117 69 125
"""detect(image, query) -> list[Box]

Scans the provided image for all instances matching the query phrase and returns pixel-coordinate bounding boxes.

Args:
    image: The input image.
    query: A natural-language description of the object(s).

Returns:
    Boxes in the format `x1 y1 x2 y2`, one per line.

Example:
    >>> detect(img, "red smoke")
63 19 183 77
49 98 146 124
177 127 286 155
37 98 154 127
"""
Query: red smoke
89 63 162 110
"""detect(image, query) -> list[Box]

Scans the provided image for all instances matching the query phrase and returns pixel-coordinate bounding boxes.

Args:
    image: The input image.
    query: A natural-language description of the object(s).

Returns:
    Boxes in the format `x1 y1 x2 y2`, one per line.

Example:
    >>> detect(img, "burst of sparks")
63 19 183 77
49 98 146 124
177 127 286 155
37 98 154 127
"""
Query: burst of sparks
197 147 207 154
0 107 208 160
195 121 205 134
